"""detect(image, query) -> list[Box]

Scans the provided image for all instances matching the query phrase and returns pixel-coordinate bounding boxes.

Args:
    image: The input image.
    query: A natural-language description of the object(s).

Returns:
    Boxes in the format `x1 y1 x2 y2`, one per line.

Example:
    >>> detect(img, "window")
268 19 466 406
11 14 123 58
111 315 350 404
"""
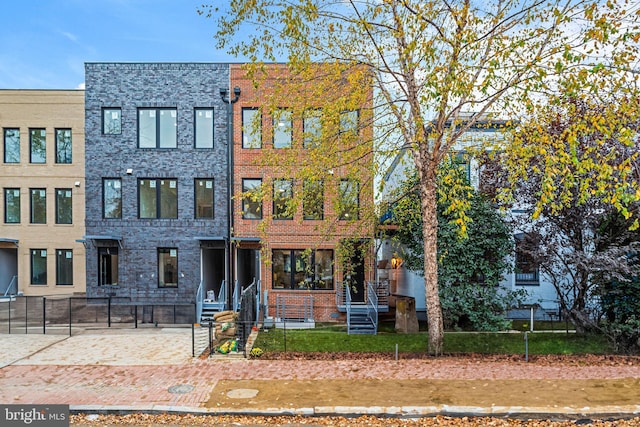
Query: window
4 128 20 163
56 249 73 286
273 179 293 220
138 108 177 148
30 249 47 285
242 108 261 148
273 109 292 148
242 178 262 219
158 248 178 287
338 179 359 220
515 233 540 285
195 178 214 219
195 108 214 148
303 110 322 148
30 128 46 163
139 179 177 219
55 188 72 224
103 178 122 219
30 188 46 224
4 188 20 223
339 110 358 135
272 249 334 290
55 129 72 164
98 247 118 286
303 179 323 220
103 108 122 135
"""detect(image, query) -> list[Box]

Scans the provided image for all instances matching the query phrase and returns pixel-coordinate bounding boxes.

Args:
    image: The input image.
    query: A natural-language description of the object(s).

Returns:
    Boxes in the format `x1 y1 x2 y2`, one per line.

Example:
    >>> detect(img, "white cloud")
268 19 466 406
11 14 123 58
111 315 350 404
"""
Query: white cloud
76 82 85 89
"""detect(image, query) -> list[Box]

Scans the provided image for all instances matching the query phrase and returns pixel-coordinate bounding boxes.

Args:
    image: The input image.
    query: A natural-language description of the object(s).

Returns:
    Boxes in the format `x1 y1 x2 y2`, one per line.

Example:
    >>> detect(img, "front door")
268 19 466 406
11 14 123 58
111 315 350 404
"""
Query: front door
346 249 366 303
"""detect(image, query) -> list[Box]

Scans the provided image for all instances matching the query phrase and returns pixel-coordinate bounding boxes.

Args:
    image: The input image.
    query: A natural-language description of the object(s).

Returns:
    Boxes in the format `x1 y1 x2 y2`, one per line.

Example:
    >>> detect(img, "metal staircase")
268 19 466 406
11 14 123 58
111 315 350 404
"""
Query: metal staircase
344 282 380 334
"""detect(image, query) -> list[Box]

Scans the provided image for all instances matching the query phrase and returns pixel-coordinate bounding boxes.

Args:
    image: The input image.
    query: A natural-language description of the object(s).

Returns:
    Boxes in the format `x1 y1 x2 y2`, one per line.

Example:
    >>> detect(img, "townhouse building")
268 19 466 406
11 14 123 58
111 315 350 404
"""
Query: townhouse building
230 64 376 322
0 90 86 297
378 120 560 318
83 63 230 307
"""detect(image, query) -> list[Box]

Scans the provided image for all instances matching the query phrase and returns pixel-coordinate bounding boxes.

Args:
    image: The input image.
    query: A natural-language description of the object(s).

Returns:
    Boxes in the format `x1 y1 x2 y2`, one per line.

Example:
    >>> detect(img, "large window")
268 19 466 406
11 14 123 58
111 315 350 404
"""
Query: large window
195 178 214 219
272 249 333 290
30 188 46 224
273 179 293 220
338 179 359 220
98 247 118 286
195 108 214 148
30 249 47 285
55 129 72 164
139 179 177 219
303 110 322 148
103 108 122 135
4 128 20 163
303 179 323 220
273 109 292 148
56 249 73 286
4 188 20 223
103 178 122 219
242 108 261 148
515 233 540 285
55 188 72 224
242 178 262 219
158 248 178 288
138 108 177 148
30 128 46 163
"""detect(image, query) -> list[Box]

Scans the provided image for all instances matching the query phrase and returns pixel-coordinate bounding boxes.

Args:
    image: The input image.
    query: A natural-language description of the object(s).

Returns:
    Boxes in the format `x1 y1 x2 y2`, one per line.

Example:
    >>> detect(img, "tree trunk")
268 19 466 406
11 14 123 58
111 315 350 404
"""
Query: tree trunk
420 164 444 355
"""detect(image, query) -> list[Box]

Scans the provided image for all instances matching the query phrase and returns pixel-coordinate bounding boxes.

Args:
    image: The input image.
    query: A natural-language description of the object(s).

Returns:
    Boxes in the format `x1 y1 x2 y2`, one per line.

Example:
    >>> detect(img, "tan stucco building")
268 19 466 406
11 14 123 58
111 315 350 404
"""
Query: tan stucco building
0 90 85 297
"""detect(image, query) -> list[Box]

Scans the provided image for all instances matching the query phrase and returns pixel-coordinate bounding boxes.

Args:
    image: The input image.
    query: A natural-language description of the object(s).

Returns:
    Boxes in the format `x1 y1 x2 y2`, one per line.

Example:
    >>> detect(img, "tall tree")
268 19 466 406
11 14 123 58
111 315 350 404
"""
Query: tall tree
391 162 523 331
202 0 640 354
481 97 640 333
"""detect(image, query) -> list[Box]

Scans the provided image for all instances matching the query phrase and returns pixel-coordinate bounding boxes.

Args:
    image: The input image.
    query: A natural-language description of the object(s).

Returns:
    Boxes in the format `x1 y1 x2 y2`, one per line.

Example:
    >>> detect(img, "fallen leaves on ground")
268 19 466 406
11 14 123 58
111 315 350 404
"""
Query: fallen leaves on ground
70 413 640 426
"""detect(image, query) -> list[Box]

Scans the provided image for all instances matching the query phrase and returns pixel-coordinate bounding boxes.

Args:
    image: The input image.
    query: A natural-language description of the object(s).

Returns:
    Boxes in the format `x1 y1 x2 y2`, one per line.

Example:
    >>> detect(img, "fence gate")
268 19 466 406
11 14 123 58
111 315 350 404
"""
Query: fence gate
236 281 257 351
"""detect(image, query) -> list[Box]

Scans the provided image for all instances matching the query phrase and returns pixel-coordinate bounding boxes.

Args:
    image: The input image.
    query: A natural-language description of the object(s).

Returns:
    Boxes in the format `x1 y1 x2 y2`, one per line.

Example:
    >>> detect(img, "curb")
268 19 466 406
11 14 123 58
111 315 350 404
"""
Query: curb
70 404 640 419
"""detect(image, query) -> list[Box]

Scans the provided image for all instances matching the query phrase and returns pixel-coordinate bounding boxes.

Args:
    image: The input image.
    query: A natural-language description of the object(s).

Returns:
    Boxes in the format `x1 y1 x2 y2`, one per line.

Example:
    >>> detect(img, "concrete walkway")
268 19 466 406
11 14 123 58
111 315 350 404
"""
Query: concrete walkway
0 326 639 419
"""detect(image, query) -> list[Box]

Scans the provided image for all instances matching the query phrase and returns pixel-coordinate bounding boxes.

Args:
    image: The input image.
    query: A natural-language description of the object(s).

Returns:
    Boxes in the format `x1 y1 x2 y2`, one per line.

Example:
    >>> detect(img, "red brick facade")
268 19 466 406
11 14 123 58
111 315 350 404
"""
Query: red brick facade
230 64 374 322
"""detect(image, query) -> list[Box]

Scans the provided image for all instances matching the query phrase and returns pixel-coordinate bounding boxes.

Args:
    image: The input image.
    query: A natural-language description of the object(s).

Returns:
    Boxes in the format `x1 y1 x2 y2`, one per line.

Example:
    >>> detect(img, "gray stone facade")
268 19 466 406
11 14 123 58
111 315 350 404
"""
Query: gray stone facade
84 63 229 305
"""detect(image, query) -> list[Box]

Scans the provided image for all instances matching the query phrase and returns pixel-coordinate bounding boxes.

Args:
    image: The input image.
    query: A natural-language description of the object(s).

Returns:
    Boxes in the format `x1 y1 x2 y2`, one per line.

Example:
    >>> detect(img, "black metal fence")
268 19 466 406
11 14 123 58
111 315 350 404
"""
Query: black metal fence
0 295 196 335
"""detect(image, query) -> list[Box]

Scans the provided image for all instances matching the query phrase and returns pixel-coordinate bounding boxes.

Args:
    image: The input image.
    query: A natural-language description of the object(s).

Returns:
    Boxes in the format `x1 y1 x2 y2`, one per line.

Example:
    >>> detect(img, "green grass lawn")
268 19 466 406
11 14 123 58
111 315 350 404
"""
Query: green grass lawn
252 321 611 355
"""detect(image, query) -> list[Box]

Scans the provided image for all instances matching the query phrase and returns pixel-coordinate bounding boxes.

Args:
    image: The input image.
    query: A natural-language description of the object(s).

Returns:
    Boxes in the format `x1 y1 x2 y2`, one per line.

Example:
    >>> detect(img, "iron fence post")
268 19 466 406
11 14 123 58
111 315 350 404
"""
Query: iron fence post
7 296 10 334
43 297 46 335
69 297 72 336
108 296 111 327
134 305 138 328
25 296 28 334
192 323 195 357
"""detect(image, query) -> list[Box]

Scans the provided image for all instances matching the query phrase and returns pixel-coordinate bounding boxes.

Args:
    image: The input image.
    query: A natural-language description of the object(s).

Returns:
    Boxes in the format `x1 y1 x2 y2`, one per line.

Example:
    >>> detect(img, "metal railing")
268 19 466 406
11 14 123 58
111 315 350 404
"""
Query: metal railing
366 281 379 331
274 294 314 321
0 295 196 335
195 280 203 323
2 275 17 298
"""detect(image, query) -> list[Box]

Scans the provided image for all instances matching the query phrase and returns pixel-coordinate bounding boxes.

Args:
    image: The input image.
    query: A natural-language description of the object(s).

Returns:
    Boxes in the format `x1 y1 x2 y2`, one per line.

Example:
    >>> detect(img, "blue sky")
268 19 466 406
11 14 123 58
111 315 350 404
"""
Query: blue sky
0 0 237 89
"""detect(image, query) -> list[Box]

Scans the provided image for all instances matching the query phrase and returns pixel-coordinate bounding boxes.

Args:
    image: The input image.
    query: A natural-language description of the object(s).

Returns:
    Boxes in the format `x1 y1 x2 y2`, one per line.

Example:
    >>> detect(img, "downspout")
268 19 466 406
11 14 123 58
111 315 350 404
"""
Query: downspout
220 81 241 310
